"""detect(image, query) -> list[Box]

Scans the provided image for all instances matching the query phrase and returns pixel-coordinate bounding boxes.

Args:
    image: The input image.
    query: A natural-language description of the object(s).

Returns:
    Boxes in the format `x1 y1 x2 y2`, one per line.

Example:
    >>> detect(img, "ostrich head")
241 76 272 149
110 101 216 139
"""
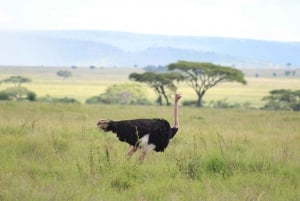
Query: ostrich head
175 93 182 102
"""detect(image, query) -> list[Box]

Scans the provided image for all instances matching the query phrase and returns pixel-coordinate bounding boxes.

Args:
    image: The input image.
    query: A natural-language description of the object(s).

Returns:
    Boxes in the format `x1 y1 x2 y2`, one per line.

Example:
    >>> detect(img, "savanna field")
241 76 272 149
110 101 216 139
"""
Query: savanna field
0 66 300 201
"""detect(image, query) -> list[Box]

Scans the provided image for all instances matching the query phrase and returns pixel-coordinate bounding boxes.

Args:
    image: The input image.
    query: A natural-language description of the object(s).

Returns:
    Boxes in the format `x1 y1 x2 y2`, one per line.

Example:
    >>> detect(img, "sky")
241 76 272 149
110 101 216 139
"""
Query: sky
0 0 299 41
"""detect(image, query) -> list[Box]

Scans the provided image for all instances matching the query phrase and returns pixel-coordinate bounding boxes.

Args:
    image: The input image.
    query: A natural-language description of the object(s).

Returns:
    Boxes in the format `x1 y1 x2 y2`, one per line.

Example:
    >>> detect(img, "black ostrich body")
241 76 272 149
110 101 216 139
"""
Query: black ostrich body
98 118 178 152
97 93 182 162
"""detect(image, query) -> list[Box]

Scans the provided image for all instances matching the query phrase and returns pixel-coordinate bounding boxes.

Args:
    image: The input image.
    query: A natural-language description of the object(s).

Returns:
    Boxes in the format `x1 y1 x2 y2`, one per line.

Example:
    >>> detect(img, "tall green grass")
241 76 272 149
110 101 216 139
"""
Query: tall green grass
0 102 299 200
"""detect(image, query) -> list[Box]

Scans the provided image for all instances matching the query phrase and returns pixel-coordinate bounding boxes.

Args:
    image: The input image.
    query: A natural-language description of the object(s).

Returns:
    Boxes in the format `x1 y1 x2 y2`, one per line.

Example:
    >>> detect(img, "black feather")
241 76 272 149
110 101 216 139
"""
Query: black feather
97 118 178 152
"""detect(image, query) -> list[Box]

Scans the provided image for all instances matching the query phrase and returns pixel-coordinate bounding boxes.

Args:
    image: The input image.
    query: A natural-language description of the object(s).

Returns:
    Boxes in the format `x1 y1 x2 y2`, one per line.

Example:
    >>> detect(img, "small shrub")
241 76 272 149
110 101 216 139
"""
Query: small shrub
37 95 55 103
57 97 79 103
262 89 300 111
85 96 101 104
110 162 142 192
38 95 79 104
110 176 132 192
182 100 198 106
0 91 10 100
205 157 230 176
0 87 36 101
291 103 300 111
176 152 203 180
208 99 237 109
27 91 37 101
176 154 233 179
86 83 151 105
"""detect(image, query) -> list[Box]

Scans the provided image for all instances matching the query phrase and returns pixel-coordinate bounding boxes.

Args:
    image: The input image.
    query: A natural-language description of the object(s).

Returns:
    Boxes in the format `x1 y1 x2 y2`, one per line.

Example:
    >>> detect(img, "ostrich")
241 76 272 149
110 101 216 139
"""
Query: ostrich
97 93 182 162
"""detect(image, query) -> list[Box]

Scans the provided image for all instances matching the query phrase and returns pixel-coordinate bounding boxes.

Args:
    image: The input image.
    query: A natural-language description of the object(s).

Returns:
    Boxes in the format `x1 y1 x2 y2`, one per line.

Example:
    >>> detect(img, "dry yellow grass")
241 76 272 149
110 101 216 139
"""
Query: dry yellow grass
1 66 300 106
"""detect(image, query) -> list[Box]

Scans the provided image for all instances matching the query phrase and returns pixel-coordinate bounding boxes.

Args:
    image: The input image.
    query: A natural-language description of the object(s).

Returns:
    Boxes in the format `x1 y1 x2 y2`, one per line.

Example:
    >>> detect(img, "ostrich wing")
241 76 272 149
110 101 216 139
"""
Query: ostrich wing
108 119 157 146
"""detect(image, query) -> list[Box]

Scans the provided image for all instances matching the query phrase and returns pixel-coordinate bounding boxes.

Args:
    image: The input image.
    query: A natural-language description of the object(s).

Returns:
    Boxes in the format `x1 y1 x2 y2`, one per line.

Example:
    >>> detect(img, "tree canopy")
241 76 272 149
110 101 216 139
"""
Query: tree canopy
168 61 247 107
129 71 184 105
2 76 31 87
262 89 300 111
56 70 72 79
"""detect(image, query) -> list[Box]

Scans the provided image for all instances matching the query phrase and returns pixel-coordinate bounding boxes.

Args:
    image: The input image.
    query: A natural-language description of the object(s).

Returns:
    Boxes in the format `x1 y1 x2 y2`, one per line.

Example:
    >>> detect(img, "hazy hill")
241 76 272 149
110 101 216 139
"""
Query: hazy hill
0 30 299 67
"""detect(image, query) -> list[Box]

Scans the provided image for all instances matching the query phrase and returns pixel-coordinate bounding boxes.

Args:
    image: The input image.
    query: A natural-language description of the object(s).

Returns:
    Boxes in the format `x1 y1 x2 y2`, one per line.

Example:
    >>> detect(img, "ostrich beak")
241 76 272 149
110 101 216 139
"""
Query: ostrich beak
176 93 182 99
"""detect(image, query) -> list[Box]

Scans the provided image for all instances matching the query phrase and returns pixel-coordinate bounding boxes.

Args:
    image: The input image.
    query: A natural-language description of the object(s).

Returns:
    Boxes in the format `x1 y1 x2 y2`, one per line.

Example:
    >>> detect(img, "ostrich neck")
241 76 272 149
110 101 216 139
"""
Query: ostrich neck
174 99 179 128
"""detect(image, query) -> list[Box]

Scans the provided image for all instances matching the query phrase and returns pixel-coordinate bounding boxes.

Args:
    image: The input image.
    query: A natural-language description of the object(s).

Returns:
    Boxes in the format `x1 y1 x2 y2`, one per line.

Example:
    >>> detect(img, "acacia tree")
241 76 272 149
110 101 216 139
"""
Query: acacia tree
168 61 247 107
56 70 72 79
129 72 183 105
1 75 35 101
2 75 31 87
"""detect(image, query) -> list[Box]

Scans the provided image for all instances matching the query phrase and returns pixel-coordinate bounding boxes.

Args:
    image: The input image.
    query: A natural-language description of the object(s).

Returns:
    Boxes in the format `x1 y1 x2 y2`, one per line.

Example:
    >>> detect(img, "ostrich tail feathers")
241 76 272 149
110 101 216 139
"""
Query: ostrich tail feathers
97 119 112 131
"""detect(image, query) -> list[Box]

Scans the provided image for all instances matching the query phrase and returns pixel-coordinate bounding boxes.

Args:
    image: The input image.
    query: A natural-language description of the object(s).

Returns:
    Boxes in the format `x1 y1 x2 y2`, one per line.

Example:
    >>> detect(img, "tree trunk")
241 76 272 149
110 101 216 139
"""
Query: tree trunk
196 91 205 107
154 87 163 106
163 94 170 105
157 95 163 106
162 92 170 106
160 86 170 105
196 96 203 107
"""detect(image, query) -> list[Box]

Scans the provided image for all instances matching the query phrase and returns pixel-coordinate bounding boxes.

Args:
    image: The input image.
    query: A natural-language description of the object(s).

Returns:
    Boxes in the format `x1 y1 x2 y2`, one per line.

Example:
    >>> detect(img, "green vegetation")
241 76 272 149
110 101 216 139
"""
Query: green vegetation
56 70 72 79
0 102 299 200
86 83 150 105
129 72 184 105
0 86 36 101
38 95 80 103
0 66 299 107
2 75 31 87
262 89 300 111
0 75 36 101
0 66 300 200
168 61 247 107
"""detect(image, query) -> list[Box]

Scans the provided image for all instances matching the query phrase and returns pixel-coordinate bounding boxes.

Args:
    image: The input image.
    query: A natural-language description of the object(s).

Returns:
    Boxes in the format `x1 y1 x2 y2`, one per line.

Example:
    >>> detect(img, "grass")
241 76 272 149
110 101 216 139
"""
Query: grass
0 66 300 200
0 102 299 201
1 66 300 106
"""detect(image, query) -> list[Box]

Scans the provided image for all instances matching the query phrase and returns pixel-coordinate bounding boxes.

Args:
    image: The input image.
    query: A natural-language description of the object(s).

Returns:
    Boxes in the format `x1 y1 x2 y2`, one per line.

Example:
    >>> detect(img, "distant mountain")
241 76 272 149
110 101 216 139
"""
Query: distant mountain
0 30 299 68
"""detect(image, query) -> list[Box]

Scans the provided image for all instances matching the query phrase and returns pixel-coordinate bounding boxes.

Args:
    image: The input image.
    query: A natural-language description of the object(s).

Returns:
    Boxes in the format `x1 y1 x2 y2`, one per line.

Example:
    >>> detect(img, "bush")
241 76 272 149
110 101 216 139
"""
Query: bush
86 83 151 105
208 99 239 109
27 91 37 101
57 97 79 103
0 91 10 100
205 157 230 176
85 96 103 104
292 103 300 111
182 100 198 106
38 95 79 104
176 152 203 180
0 87 36 101
262 89 300 111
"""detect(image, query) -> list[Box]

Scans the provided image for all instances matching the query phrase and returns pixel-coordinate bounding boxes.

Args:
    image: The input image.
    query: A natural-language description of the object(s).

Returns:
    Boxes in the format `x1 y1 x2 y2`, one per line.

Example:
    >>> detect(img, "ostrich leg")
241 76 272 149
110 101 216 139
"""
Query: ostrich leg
127 146 138 157
139 151 147 163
